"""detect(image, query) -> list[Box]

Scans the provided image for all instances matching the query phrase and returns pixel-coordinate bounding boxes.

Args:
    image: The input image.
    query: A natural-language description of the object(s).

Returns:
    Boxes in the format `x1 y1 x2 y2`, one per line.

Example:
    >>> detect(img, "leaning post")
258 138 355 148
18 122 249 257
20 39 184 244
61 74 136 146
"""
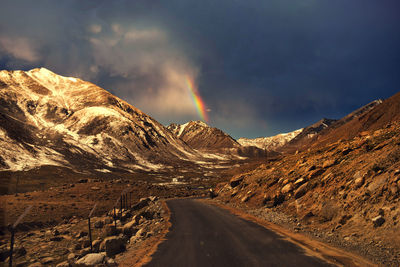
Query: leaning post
9 205 32 267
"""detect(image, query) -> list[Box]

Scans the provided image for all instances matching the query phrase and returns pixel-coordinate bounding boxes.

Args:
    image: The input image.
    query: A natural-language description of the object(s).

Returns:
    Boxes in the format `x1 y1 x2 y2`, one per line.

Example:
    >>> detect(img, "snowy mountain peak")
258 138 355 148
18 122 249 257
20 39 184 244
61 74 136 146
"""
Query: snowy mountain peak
0 68 202 172
167 121 240 151
237 128 303 151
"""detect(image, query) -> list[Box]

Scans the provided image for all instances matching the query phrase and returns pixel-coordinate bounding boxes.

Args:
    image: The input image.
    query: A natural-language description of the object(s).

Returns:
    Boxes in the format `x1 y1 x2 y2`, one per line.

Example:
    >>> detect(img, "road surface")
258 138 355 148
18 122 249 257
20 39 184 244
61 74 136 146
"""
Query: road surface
144 199 334 267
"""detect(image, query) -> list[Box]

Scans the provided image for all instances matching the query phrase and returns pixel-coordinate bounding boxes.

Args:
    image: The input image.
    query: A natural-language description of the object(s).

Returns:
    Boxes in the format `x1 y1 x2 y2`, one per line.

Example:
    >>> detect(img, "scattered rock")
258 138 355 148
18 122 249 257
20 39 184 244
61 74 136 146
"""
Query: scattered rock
103 224 118 236
135 228 146 238
90 186 100 191
338 214 352 225
27 263 43 267
294 182 309 199
105 257 117 266
55 261 70 267
94 220 104 229
76 231 88 238
353 171 365 188
372 215 385 227
281 183 293 194
122 220 138 236
230 175 244 188
241 195 249 202
132 198 150 211
272 194 285 206
41 257 55 264
92 240 102 253
67 253 76 262
100 235 126 257
50 236 64 242
75 253 105 266
322 159 336 168
294 178 306 187
81 239 91 248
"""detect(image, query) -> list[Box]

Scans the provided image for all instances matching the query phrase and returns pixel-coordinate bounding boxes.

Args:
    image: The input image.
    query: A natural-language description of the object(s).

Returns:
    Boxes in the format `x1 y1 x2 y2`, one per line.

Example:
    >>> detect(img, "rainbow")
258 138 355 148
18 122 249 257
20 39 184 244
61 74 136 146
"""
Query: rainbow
185 76 209 122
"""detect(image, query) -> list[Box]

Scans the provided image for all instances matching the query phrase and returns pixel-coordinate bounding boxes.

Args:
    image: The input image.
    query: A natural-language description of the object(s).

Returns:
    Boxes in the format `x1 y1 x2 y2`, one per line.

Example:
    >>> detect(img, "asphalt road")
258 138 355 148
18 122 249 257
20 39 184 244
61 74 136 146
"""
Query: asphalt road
145 199 334 267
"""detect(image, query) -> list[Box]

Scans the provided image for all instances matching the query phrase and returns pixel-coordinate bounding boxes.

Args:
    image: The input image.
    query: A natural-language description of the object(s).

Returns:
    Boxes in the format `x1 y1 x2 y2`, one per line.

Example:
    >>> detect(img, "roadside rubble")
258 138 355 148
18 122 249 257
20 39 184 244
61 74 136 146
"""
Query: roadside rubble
0 196 168 266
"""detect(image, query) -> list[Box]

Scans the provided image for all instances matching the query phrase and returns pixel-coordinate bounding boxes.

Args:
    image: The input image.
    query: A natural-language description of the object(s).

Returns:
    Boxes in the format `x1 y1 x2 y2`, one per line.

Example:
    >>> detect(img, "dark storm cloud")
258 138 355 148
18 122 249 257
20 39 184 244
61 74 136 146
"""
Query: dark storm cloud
1 0 399 138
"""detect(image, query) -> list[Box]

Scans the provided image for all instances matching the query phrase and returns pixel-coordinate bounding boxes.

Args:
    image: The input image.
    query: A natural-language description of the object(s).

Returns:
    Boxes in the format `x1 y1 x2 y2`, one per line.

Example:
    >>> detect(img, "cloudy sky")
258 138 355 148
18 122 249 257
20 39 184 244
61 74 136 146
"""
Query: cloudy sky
1 0 399 138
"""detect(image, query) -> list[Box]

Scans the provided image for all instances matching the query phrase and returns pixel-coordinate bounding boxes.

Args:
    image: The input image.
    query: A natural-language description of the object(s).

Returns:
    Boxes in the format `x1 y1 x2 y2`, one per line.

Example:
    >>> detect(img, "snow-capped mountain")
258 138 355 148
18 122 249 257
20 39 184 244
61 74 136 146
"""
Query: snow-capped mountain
167 121 240 151
0 68 203 172
237 128 303 151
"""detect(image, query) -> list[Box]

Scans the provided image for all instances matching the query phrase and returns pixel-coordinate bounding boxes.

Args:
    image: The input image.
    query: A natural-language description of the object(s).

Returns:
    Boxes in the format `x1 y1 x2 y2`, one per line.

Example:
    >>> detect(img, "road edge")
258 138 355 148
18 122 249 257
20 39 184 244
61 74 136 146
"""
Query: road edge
200 199 377 267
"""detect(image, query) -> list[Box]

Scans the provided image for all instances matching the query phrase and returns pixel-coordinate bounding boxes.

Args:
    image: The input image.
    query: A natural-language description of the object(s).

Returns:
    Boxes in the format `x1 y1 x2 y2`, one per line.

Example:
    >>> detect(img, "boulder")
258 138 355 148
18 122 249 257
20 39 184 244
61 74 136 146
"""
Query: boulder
230 175 244 188
132 198 150 211
281 183 293 194
294 182 309 199
322 159 336 168
76 231 88 238
372 215 385 227
67 253 76 262
41 257 55 264
100 236 126 257
135 228 146 238
307 169 325 179
103 224 118 236
92 240 102 253
122 220 138 236
294 178 306 187
105 257 117 267
75 253 105 266
353 171 365 188
94 220 104 229
28 263 43 267
55 261 70 267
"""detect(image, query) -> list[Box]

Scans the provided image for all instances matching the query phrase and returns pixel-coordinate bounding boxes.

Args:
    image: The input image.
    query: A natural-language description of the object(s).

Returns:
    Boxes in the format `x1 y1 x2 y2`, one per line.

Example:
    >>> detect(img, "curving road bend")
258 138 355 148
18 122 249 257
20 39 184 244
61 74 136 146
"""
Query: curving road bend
144 199 335 267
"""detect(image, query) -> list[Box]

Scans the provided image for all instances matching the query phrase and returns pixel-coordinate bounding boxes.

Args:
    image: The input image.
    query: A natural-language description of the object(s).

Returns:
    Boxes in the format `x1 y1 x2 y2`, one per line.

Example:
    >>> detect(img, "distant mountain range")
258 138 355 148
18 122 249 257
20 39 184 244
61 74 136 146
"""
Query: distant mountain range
0 67 393 176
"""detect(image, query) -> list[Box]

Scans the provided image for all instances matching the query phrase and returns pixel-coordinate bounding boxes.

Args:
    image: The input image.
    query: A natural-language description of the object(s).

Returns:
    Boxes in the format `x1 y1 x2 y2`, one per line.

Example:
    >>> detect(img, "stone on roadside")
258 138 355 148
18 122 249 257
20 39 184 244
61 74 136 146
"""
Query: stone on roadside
92 239 102 253
100 236 126 257
75 253 105 266
132 198 150 211
122 220 138 236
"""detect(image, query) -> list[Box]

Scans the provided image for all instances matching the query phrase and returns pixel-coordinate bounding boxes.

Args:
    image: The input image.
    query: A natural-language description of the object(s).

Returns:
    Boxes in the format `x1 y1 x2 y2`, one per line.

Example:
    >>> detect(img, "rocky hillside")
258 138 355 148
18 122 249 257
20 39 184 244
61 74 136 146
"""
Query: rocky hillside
215 93 400 265
0 68 204 174
283 100 383 153
237 128 303 151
